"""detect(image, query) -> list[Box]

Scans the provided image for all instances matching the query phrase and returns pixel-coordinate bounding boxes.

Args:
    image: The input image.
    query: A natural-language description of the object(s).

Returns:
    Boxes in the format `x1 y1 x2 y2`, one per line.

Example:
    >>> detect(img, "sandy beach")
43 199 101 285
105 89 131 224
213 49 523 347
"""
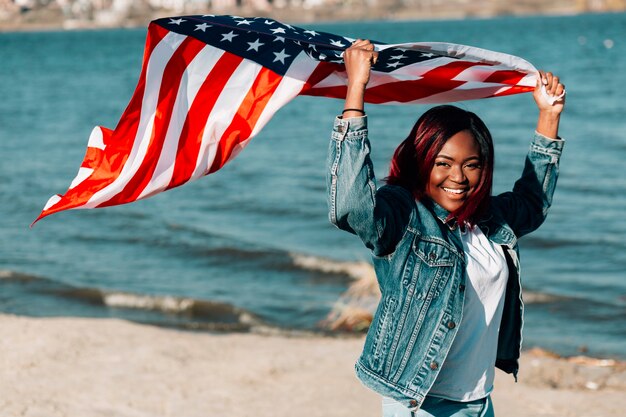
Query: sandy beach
1 314 624 417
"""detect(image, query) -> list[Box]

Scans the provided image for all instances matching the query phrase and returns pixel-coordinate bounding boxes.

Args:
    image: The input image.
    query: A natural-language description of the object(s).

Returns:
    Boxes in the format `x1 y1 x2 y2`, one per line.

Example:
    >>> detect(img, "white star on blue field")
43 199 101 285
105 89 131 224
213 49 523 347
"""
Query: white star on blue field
158 14 446 76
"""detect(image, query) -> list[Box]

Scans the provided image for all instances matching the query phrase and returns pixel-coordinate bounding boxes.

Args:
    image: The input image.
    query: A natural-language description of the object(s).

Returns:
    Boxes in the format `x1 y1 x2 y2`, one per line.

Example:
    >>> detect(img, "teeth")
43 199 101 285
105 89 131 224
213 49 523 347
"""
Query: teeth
443 188 465 194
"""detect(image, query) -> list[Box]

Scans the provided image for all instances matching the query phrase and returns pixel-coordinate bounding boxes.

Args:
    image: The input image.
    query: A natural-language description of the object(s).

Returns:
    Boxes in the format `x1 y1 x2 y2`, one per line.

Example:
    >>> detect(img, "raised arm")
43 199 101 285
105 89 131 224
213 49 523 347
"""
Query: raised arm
493 71 566 237
327 41 412 256
342 39 377 118
534 71 565 139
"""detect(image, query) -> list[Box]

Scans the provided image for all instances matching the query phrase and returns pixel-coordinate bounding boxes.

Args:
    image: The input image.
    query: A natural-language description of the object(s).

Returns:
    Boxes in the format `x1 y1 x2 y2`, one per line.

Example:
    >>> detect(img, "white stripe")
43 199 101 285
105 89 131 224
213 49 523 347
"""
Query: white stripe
69 168 94 189
43 195 62 211
84 31 186 208
138 45 225 200
65 126 106 191
229 52 318 164
190 58 264 180
452 65 507 82
249 52 315 138
87 126 106 150
518 73 537 88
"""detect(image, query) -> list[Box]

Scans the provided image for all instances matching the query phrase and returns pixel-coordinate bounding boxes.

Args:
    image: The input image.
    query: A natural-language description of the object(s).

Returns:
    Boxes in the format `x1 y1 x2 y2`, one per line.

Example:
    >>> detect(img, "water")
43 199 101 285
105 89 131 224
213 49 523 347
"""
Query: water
1 13 625 358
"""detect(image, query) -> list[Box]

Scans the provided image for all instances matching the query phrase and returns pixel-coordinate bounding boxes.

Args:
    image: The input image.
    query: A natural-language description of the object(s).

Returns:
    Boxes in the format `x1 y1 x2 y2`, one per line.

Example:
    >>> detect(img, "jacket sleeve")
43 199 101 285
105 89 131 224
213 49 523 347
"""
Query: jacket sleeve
327 116 413 257
492 132 565 238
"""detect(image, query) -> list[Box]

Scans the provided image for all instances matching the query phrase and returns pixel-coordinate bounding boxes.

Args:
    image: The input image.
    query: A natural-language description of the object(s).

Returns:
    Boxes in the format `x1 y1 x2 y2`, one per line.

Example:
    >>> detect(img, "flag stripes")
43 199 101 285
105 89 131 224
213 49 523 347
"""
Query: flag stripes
36 14 538 224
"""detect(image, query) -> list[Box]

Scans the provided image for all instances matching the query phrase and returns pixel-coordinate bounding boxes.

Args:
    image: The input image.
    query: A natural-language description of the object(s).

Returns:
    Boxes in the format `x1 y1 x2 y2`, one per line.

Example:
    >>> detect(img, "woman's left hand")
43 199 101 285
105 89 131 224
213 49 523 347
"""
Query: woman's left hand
533 71 566 115
533 71 565 139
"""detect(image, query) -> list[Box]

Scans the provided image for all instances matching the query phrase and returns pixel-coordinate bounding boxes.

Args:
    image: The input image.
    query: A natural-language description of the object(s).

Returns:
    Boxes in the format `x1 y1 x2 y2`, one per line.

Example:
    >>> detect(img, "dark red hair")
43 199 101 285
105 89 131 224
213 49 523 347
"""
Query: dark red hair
386 105 494 226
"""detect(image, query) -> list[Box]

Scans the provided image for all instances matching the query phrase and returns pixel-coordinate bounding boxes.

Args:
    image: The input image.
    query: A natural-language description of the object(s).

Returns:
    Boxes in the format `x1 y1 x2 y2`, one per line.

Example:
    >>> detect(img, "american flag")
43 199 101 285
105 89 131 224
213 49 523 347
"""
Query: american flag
35 14 538 224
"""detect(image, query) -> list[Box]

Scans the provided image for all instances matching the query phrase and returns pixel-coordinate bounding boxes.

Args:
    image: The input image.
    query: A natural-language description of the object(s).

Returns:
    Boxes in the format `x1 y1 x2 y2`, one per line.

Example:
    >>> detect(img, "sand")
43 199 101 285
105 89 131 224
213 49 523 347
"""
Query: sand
1 314 624 417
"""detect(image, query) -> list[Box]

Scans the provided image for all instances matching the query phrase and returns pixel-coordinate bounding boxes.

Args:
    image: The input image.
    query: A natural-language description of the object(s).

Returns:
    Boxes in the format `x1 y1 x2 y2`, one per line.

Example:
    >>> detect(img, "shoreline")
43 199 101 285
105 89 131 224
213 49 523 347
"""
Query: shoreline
1 314 624 417
1 7 624 33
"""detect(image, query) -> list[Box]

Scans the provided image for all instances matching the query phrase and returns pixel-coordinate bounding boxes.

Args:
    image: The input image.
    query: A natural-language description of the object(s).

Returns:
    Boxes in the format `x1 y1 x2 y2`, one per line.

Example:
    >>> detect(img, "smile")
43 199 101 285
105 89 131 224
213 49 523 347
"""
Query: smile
442 187 467 195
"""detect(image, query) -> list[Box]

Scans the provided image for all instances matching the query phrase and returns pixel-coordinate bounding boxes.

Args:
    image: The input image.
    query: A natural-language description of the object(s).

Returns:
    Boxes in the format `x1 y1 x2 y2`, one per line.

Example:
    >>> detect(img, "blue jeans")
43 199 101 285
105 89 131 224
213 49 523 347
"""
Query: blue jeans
382 395 494 417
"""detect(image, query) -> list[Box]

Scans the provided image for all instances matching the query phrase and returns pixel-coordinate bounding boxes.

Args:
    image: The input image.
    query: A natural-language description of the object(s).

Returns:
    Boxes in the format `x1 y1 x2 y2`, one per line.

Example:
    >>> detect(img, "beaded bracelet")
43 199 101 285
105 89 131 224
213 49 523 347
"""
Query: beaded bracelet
342 108 365 115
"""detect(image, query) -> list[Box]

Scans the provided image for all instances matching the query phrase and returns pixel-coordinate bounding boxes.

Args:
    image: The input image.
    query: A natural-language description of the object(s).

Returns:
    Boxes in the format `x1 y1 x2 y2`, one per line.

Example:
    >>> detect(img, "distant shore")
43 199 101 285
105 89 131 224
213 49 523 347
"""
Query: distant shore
1 313 625 417
1 3 625 32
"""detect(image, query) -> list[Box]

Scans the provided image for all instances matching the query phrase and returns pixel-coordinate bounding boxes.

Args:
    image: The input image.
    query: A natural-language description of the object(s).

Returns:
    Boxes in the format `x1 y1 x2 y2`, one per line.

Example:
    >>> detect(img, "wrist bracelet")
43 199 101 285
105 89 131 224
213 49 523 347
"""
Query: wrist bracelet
342 108 365 115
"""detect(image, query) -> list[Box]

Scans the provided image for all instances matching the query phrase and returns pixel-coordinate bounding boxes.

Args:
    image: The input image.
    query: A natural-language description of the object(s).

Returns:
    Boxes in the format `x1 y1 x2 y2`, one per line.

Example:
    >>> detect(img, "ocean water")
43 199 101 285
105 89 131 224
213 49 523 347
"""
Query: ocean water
1 13 625 358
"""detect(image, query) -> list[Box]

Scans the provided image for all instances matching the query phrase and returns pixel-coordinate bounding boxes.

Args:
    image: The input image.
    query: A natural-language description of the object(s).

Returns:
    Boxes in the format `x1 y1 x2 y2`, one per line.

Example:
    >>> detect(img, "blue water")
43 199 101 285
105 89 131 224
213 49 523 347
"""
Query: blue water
1 13 625 358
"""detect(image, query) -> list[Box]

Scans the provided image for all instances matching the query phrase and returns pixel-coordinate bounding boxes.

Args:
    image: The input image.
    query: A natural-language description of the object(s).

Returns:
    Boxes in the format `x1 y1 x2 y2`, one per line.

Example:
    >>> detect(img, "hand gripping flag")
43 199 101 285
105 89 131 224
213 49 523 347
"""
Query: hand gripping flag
35 14 538 224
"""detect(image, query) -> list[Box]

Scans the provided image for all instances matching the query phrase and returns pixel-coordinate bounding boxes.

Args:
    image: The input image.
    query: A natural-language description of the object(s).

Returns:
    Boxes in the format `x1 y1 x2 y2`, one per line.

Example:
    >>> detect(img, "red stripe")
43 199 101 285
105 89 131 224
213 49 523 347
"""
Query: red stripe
35 24 169 223
305 61 485 103
208 66 283 174
167 51 244 190
491 85 534 97
299 61 344 93
483 70 526 85
101 35 206 207
81 146 106 169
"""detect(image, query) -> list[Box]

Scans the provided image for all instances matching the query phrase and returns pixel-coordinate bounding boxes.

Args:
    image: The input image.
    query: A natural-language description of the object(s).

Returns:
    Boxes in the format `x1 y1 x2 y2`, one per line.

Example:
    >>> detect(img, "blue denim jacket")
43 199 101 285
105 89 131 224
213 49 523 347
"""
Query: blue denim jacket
327 116 564 411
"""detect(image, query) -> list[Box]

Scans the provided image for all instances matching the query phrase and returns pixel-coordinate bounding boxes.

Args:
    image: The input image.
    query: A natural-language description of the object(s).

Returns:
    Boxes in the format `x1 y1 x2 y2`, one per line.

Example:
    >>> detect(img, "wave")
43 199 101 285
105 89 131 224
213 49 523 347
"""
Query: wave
100 292 258 325
0 269 262 331
523 290 570 304
0 269 44 282
289 253 376 282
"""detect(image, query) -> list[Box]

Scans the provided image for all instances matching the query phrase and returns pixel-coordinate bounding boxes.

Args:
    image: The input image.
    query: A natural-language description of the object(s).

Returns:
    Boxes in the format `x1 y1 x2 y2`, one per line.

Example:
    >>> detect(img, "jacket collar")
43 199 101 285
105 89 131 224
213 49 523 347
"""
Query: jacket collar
422 197 518 248
421 198 458 230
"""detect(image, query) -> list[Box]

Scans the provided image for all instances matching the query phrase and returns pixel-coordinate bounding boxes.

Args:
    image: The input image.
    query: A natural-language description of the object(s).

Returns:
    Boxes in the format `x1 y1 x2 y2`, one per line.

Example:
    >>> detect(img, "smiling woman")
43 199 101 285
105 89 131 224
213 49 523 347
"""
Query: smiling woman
428 129 483 212
327 39 566 417
386 105 495 226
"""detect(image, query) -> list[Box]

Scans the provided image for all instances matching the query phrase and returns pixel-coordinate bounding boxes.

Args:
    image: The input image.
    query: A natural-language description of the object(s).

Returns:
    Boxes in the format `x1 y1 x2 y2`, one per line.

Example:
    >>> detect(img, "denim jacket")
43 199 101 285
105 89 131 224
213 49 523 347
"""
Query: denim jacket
327 116 564 411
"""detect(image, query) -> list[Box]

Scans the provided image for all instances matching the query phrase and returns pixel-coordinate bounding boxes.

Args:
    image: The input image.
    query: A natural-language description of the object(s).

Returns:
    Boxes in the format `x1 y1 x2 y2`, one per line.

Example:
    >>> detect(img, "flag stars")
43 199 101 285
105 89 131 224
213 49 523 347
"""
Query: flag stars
304 30 319 37
235 19 252 25
221 31 238 42
273 36 285 43
273 49 291 64
390 54 407 60
168 18 186 25
247 38 264 52
330 39 346 47
195 23 212 32
270 27 286 34
387 61 402 68
421 52 436 58
264 20 275 25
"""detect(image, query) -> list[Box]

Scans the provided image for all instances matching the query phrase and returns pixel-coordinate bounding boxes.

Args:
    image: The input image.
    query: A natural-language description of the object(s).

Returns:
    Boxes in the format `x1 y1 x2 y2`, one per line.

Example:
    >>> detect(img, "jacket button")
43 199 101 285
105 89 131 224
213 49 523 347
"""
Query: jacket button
447 321 456 329
409 399 418 407
429 252 436 260
430 361 438 370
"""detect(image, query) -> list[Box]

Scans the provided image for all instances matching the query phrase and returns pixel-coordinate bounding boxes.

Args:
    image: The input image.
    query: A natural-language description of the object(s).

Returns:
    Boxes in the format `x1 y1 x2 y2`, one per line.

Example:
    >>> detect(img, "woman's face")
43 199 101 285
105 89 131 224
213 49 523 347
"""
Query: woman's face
425 130 483 213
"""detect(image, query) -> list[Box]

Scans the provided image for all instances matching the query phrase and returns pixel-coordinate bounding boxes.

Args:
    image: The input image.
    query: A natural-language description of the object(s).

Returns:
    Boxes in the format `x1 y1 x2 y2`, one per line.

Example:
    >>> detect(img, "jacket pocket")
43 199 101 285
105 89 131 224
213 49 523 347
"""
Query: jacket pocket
411 237 455 302
412 237 454 268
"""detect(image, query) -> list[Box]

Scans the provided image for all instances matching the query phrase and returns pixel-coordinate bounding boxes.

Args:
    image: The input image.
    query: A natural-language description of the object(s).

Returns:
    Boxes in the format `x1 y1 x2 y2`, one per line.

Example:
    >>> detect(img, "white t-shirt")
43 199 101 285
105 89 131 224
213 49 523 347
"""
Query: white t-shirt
428 226 509 401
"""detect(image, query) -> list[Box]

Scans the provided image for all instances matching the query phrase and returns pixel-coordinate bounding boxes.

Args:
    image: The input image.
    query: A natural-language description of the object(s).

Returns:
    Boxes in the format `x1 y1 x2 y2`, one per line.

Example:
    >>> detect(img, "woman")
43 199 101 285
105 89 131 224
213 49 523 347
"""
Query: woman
327 40 565 417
